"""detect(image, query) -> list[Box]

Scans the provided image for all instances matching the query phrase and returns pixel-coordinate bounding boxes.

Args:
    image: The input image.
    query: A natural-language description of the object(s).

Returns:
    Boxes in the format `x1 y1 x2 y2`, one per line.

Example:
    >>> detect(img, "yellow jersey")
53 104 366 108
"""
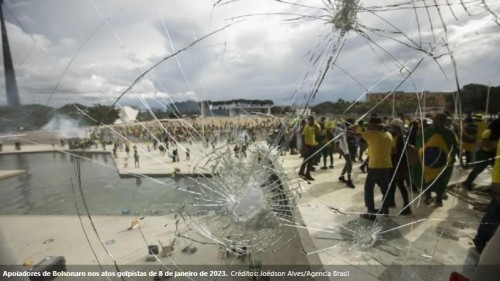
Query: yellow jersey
361 130 394 169
481 129 498 153
303 124 317 146
493 141 500 184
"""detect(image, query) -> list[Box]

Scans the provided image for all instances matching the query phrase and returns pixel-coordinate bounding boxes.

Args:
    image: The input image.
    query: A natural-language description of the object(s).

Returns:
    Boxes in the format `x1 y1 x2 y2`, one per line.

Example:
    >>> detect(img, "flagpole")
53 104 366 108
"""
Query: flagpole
485 84 491 118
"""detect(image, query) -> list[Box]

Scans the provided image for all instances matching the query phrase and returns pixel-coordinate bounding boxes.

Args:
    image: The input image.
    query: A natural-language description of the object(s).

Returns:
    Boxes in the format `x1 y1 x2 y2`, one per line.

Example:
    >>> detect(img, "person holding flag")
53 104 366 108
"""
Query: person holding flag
418 113 458 207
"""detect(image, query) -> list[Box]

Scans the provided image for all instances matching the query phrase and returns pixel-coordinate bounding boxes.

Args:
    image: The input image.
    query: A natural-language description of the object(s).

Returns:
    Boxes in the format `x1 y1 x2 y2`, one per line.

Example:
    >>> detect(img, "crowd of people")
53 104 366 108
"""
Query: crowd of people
16 109 495 275
83 117 280 146
48 111 500 257
54 117 281 167
292 111 500 258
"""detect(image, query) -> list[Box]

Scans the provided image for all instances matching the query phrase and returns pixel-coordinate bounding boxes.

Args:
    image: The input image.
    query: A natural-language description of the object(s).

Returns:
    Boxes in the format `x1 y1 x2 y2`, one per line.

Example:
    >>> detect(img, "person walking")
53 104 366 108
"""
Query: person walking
418 113 458 207
298 116 320 181
463 118 500 191
386 119 411 215
133 146 140 168
360 116 395 220
337 120 356 188
320 120 335 169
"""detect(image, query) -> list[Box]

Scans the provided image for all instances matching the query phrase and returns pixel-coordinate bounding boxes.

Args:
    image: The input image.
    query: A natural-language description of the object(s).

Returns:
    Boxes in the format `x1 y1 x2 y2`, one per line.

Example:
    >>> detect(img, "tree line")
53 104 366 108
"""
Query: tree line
0 103 119 132
296 83 499 116
0 84 496 132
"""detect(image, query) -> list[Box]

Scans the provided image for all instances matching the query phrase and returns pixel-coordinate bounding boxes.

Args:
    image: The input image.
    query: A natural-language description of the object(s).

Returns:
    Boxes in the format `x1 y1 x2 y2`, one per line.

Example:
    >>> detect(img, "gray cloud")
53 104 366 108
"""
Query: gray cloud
0 0 499 108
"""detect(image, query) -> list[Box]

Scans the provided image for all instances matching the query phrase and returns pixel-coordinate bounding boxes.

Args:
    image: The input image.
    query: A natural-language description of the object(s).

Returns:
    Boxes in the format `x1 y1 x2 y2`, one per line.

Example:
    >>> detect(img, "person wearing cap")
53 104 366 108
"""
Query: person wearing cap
359 116 395 219
386 118 412 215
418 113 458 207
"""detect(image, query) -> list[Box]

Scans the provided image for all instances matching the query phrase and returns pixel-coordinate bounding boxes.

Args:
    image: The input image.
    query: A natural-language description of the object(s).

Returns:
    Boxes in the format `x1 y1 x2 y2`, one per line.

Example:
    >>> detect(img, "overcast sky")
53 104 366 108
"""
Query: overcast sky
0 0 499 108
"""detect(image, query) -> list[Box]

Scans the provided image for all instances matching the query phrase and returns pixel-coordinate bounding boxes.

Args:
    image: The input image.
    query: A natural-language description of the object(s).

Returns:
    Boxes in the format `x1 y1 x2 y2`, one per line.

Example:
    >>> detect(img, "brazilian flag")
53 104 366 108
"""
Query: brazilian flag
463 123 478 142
415 127 458 184
462 122 477 151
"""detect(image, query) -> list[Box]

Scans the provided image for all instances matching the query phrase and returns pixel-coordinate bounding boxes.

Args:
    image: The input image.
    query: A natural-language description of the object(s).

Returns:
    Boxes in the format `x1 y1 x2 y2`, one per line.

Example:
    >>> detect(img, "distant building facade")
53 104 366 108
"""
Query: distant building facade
200 99 273 117
366 91 452 112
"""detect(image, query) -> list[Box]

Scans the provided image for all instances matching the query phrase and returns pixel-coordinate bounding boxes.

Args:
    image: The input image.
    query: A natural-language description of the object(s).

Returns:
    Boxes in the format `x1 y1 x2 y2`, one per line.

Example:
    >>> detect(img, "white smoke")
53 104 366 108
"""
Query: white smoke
42 114 88 138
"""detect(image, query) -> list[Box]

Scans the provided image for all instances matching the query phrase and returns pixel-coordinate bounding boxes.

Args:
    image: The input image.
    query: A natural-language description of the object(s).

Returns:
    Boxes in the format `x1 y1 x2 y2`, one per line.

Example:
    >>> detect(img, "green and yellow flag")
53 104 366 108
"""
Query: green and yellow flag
462 122 477 151
417 127 458 184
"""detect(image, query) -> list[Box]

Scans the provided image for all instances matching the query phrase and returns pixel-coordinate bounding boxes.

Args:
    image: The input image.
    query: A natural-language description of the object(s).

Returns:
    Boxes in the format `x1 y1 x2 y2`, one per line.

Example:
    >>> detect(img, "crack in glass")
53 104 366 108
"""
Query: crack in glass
2 0 499 280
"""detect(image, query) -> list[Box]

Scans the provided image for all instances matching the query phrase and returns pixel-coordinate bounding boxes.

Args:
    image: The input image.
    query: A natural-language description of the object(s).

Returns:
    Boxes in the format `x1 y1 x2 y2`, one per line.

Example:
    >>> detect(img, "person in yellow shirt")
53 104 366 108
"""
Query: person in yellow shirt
473 136 500 254
474 114 487 146
360 116 395 220
463 118 500 191
460 116 477 168
298 116 320 181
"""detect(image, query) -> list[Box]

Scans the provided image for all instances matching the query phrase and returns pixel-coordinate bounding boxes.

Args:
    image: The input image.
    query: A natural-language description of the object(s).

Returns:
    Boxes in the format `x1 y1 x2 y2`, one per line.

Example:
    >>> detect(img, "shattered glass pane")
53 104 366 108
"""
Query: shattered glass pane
181 144 297 255
0 0 499 280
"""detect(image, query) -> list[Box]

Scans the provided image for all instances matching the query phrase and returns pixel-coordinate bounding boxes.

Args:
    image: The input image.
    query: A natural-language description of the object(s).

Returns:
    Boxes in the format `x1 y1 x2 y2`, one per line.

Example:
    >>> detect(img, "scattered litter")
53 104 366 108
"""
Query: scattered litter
159 240 174 257
43 239 54 244
148 245 159 255
127 219 139 230
181 243 197 254
181 243 193 253
161 246 174 257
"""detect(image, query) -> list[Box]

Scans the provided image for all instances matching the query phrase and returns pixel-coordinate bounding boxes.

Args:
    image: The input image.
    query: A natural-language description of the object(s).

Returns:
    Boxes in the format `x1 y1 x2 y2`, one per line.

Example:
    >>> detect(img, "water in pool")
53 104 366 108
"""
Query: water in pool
0 152 193 216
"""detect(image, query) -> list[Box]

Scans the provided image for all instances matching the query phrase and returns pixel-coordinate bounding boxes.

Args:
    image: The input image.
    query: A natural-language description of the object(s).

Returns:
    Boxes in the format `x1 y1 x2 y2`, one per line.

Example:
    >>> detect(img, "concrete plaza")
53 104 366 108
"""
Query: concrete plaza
0 141 492 280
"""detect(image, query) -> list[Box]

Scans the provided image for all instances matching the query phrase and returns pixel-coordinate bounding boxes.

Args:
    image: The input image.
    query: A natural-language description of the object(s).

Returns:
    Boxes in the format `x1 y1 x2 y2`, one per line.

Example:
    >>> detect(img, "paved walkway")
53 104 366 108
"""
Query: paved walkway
280 153 489 280
0 143 493 280
0 142 228 177
0 169 25 180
